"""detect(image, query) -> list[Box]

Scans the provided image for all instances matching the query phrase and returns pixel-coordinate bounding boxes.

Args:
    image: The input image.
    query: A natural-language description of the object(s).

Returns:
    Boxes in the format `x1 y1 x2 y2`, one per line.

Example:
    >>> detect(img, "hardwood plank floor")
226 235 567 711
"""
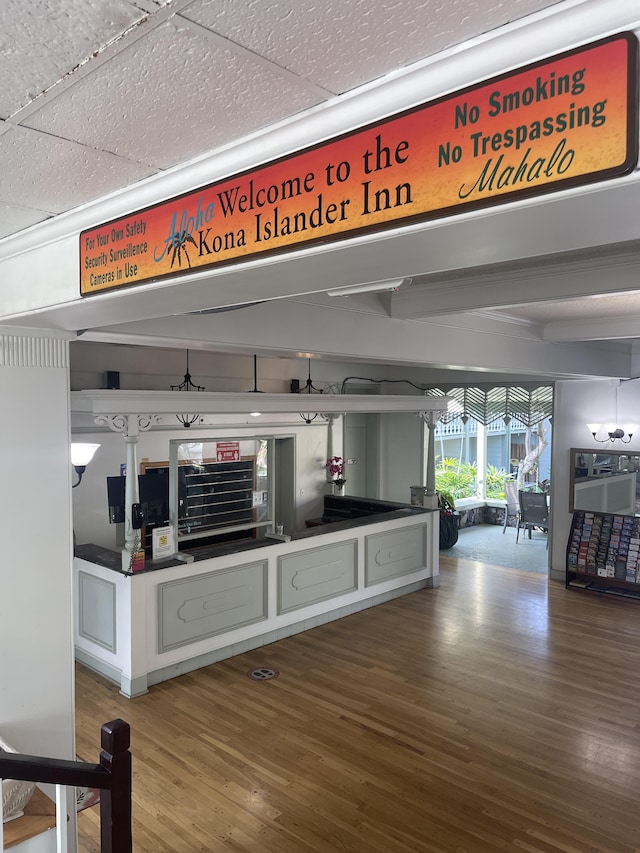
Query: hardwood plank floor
75 556 640 852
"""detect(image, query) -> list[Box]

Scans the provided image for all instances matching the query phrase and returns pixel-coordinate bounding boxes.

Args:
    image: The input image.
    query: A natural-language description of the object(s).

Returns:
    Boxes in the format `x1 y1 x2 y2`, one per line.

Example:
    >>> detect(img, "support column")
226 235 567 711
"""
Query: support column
95 414 160 571
0 328 76 764
420 410 444 510
476 421 487 499
123 430 140 571
322 413 343 492
323 413 341 458
418 409 446 590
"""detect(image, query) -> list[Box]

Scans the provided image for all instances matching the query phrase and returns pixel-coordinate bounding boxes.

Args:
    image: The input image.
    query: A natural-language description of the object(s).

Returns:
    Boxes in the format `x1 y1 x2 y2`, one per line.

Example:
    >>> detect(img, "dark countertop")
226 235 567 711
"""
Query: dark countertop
293 505 431 539
75 501 434 576
75 543 185 573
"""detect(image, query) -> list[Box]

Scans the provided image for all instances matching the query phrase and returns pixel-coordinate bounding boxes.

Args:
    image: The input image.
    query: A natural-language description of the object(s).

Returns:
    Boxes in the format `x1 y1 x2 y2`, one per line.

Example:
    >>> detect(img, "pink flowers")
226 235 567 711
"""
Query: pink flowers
325 455 346 479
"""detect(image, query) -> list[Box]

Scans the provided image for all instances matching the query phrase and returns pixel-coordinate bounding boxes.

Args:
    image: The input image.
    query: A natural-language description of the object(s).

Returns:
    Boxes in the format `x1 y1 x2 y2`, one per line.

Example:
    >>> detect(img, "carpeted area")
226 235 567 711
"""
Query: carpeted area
447 523 549 573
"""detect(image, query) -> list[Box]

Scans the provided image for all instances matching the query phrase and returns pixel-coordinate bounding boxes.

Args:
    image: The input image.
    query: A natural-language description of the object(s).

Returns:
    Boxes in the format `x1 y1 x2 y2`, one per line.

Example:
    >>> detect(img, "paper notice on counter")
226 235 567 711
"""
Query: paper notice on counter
152 525 175 560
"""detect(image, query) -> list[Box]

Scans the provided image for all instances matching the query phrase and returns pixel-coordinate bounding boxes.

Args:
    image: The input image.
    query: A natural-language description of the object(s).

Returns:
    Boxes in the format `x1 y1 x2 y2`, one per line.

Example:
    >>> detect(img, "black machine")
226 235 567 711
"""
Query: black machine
106 471 169 527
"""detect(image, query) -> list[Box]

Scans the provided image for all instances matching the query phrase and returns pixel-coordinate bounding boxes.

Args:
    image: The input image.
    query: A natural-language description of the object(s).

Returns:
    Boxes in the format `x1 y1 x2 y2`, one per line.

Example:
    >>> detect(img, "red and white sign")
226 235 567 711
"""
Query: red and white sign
216 441 240 462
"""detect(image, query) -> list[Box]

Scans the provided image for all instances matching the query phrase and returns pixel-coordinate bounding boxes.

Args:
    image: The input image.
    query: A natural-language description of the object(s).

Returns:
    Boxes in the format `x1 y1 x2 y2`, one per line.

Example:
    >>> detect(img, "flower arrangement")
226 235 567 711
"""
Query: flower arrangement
325 455 347 488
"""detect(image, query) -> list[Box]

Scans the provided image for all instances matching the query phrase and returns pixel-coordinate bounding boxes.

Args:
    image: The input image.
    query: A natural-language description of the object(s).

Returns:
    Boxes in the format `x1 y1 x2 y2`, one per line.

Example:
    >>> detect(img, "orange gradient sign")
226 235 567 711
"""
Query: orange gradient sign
81 33 638 296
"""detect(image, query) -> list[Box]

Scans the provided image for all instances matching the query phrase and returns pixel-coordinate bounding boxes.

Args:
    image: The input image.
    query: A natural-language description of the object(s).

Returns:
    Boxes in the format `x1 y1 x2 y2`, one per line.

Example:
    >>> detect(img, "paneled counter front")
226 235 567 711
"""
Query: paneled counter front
73 500 438 697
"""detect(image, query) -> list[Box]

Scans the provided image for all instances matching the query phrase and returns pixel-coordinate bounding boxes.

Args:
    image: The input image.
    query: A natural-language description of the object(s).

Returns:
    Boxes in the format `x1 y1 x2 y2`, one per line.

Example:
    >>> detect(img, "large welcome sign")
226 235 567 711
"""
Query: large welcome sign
80 32 638 296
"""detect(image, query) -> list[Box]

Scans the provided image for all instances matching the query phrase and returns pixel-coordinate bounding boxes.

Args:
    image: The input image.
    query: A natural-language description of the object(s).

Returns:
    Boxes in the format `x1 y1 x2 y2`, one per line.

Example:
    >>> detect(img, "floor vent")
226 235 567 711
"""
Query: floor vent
247 667 279 681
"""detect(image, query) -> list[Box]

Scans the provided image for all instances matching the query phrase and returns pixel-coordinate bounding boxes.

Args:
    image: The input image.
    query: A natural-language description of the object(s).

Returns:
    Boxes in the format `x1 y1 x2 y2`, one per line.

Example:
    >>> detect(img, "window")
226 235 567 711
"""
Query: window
433 417 478 500
426 385 553 501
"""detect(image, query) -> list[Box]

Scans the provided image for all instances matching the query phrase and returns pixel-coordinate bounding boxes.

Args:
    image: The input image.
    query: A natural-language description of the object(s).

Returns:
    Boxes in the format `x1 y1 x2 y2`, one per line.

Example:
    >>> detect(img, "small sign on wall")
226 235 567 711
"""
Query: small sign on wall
216 441 240 462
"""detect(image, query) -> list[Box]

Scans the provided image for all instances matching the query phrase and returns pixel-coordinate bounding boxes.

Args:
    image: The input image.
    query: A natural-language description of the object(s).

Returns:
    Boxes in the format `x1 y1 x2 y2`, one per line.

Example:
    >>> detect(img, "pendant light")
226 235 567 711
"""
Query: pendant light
246 354 262 416
170 349 205 427
296 358 324 424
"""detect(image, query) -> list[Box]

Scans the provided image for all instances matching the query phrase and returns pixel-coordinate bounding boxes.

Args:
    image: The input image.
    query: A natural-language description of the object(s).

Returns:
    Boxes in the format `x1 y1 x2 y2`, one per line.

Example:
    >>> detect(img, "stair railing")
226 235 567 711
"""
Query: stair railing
0 718 131 853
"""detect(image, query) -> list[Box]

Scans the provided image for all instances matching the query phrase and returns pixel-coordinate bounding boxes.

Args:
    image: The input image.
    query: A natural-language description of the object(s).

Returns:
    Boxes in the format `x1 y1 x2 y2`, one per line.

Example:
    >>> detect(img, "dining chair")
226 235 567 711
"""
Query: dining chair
516 490 549 545
503 479 520 533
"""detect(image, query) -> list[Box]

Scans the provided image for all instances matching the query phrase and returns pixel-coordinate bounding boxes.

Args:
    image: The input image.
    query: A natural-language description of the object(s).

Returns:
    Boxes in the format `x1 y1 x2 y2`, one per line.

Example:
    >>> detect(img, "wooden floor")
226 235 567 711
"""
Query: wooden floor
75 555 640 852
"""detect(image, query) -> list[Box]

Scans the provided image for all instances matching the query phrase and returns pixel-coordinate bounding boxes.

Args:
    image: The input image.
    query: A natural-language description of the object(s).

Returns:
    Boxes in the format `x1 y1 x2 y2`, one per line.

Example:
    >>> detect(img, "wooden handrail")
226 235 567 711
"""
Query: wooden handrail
0 719 131 853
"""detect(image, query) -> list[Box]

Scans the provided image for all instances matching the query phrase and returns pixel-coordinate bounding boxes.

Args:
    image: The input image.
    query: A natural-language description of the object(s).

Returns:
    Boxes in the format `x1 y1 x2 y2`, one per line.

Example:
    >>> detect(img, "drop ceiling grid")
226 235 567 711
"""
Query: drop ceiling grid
0 203 50 238
20 21 325 172
0 0 568 246
182 0 564 94
0 124 157 216
0 0 146 119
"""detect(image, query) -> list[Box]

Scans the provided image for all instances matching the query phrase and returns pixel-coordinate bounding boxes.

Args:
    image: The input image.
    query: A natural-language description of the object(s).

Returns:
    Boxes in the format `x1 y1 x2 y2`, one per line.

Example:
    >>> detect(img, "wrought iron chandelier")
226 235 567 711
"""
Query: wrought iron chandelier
170 349 204 427
296 358 324 424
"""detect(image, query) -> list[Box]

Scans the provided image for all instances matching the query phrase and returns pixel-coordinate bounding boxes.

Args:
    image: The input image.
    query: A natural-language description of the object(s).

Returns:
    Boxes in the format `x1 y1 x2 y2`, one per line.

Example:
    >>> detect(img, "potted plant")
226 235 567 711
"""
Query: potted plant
325 455 347 491
437 489 459 550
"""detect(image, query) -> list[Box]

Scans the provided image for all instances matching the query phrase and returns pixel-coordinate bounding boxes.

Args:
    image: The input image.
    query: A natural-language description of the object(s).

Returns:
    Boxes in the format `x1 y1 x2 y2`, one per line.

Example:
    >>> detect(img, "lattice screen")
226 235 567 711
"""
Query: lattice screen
425 385 553 426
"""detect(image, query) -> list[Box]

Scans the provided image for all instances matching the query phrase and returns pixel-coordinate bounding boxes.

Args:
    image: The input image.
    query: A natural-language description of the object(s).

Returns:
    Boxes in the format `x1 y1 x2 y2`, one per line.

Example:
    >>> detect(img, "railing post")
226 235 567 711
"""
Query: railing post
99 719 132 853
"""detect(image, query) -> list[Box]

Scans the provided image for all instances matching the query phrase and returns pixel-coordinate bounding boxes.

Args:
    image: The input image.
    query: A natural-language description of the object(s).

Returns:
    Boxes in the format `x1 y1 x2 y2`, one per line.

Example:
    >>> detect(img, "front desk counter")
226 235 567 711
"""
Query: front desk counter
74 496 439 698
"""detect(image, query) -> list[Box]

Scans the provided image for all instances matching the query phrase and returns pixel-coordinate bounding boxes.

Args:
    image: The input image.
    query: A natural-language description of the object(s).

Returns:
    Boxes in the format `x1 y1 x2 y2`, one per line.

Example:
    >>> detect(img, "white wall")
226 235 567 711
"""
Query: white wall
379 412 424 504
549 378 640 581
70 344 309 394
0 333 75 759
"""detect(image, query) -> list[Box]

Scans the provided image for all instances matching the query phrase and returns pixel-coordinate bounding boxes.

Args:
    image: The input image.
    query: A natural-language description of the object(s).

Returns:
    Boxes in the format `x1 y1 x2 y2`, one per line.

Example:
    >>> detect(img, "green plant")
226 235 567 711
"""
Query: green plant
485 464 510 499
435 458 477 500
436 490 456 514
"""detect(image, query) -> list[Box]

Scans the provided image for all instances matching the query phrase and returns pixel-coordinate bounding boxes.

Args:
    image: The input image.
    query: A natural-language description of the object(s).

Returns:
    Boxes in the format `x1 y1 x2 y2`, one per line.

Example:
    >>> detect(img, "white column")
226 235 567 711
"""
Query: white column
322 413 343 492
95 413 160 571
420 410 445 510
476 422 487 499
123 428 141 567
0 329 76 762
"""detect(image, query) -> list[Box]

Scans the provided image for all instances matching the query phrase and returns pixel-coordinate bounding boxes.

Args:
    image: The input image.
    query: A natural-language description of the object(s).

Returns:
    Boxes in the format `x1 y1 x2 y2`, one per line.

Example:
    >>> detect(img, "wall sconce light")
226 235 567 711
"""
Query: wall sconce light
70 443 100 488
587 423 639 444
587 379 639 444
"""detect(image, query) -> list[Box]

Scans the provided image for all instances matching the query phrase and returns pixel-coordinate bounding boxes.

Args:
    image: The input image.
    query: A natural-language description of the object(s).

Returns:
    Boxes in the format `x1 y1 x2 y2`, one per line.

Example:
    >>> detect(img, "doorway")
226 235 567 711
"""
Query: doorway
343 413 379 498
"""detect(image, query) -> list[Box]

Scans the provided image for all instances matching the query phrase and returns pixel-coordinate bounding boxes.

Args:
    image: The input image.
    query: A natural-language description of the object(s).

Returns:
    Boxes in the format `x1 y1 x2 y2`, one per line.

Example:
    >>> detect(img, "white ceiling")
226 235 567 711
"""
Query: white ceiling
2 0 640 367
0 0 565 242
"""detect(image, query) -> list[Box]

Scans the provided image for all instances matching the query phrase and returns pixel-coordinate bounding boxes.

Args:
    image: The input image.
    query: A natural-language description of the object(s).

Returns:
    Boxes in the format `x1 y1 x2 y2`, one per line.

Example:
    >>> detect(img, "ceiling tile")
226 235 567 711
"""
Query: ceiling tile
0 0 146 118
182 0 562 94
22 19 325 171
0 203 51 239
0 126 157 213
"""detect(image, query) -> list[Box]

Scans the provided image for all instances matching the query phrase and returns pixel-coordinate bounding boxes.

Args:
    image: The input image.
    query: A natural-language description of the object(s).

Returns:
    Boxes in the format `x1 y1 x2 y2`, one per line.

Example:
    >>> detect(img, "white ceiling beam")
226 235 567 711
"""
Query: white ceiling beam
390 237 640 319
4 176 640 334
543 315 640 343
70 389 450 417
71 295 633 380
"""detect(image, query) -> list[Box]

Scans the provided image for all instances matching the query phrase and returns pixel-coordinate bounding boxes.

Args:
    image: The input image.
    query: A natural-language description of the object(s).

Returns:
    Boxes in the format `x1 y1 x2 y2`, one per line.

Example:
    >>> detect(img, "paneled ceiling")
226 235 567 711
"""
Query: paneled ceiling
0 0 565 242
2 0 640 361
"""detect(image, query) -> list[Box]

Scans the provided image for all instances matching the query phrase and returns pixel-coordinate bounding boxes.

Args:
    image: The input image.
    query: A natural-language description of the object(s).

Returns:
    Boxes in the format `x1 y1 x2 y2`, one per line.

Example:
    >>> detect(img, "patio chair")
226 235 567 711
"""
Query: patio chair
516 490 549 545
503 479 520 533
